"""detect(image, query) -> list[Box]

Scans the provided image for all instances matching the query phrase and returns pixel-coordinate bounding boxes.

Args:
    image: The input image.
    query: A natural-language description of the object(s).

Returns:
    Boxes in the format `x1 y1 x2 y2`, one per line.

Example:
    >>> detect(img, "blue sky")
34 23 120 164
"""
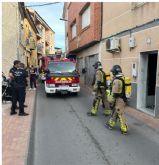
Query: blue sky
25 2 65 51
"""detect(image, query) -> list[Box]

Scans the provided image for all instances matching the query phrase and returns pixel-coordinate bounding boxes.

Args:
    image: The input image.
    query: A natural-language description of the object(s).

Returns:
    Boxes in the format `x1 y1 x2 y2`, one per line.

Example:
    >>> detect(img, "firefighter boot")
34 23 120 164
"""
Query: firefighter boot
106 118 116 130
103 109 112 116
118 114 128 134
87 99 100 116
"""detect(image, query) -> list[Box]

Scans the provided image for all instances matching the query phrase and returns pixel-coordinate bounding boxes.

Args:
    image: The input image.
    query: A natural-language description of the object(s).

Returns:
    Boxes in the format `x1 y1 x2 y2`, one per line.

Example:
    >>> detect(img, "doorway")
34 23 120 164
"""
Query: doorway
85 54 98 86
137 51 158 115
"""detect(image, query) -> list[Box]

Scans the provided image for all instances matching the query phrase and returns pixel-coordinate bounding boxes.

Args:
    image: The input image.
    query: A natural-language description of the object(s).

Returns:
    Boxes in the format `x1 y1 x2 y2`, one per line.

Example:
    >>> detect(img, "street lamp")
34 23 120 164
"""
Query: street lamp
59 18 71 22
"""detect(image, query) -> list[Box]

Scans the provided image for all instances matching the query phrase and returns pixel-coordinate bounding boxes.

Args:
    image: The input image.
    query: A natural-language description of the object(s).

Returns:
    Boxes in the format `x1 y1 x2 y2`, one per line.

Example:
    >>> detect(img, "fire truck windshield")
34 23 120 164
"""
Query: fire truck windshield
48 62 76 73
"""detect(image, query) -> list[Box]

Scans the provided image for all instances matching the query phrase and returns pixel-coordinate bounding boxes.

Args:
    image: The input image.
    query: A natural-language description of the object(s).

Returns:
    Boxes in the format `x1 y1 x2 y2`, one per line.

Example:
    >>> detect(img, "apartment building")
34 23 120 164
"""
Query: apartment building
63 2 102 85
2 2 25 75
23 8 38 67
101 2 159 117
28 8 55 64
64 2 159 117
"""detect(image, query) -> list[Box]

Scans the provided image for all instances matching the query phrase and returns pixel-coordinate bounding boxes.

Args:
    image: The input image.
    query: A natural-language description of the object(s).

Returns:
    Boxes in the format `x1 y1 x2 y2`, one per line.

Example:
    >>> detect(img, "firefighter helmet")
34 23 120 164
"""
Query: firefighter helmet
93 61 102 69
111 65 122 75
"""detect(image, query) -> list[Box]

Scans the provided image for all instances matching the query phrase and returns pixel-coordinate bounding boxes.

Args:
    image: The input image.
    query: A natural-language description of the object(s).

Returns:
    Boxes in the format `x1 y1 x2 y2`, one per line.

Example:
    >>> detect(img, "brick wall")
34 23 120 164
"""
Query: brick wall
67 2 101 53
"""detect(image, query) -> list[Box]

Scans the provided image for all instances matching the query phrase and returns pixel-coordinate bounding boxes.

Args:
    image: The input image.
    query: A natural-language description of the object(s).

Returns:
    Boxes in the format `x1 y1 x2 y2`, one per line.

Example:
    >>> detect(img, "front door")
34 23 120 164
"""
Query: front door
85 54 98 86
137 51 158 115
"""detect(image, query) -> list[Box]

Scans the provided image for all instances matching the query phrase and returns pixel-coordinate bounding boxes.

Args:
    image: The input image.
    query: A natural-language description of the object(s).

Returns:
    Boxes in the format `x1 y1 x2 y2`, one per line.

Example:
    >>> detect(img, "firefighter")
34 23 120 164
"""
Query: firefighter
87 61 111 116
106 65 128 134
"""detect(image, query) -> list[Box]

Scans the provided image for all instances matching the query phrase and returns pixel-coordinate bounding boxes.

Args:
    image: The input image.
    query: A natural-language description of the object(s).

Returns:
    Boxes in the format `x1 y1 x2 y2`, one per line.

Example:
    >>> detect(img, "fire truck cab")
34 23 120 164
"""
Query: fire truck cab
44 57 80 96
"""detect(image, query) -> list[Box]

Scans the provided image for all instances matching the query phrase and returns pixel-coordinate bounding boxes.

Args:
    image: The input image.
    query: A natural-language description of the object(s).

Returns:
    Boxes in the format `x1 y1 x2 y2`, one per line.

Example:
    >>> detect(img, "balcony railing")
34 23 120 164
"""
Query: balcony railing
25 38 36 50
37 43 43 54
30 38 36 50
37 26 43 38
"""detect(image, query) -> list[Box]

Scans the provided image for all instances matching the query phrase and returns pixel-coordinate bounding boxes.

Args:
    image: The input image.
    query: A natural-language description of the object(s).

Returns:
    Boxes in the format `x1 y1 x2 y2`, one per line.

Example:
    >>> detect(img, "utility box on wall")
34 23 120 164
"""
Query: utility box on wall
129 37 136 48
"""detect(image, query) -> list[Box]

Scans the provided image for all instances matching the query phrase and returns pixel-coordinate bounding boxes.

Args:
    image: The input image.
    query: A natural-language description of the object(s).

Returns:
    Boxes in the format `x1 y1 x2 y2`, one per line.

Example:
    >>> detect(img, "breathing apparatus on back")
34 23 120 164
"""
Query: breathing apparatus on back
109 65 132 100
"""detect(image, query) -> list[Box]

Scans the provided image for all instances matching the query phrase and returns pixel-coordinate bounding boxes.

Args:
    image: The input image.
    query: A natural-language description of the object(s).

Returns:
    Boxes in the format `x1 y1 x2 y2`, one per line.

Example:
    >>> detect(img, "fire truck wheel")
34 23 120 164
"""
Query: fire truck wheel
46 93 51 97
73 92 78 96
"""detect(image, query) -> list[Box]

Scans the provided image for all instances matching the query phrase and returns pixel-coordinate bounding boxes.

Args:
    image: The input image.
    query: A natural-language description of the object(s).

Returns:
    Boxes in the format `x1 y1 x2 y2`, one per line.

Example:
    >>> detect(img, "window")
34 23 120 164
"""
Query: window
81 6 90 29
48 62 76 73
71 23 76 38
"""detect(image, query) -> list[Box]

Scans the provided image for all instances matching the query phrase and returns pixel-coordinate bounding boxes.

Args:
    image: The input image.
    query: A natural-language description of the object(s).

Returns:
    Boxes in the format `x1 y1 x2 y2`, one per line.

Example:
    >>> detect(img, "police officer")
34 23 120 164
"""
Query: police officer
29 65 37 90
87 61 111 116
19 63 28 106
10 62 29 116
9 60 20 109
106 65 128 134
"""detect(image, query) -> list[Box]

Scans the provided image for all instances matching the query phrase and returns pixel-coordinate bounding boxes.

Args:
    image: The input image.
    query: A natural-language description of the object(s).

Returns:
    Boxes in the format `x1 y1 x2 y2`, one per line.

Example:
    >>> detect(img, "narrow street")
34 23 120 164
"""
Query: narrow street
30 84 159 165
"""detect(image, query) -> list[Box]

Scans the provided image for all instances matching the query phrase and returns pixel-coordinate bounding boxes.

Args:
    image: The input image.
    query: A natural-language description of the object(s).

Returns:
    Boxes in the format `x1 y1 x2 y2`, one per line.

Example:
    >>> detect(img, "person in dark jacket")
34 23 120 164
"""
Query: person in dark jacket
9 60 20 109
10 62 29 116
29 65 37 90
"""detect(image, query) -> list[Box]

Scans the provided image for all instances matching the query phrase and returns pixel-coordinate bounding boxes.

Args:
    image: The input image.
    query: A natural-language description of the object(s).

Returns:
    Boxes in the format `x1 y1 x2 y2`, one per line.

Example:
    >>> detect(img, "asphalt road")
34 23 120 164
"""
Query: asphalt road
31 84 159 165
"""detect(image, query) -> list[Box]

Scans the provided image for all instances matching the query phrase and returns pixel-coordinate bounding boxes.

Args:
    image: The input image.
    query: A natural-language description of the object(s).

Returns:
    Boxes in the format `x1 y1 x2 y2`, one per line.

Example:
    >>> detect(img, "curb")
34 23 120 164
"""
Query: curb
24 90 37 165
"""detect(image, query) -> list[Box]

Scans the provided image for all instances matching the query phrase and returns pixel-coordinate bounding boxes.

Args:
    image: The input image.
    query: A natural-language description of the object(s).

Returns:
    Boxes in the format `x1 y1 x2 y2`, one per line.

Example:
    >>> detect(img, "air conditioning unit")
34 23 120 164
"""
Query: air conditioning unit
106 37 120 52
129 37 136 48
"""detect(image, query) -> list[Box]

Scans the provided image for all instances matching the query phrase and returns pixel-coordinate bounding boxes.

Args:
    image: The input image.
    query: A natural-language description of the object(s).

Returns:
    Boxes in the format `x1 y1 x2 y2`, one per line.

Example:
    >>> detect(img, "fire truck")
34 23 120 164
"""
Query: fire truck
41 56 80 96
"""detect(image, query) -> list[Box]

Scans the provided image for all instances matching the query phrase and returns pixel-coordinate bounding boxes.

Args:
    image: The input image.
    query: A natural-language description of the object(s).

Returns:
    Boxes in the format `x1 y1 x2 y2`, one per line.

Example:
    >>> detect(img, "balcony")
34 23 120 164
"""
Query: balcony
30 38 36 50
37 43 43 54
37 26 43 39
45 40 50 46
25 38 36 50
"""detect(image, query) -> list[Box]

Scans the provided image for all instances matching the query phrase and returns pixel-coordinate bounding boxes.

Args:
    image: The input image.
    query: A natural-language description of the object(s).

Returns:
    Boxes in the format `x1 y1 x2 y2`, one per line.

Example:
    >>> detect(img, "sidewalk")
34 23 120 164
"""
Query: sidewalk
2 90 36 165
81 84 159 130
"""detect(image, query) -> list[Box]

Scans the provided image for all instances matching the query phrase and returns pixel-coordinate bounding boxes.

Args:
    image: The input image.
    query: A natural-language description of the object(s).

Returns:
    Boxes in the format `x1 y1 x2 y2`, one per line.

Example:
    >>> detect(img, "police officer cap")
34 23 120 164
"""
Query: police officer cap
13 60 20 66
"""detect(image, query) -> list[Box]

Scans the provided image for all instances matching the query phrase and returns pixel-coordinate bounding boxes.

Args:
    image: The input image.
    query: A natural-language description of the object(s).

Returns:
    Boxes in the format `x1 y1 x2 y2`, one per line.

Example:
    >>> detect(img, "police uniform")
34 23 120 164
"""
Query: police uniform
107 74 128 134
9 66 17 84
88 66 111 116
11 68 28 115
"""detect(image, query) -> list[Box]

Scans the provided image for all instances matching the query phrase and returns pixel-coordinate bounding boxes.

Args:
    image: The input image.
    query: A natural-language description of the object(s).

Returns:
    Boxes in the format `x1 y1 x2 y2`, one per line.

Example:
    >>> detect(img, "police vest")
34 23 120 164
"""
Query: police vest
13 69 26 87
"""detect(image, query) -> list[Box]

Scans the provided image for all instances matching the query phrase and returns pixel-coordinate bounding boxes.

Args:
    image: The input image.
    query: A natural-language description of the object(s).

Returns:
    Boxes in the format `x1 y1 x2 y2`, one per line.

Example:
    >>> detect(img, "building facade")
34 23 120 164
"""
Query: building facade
64 2 159 117
28 8 55 64
2 2 23 75
101 2 159 117
23 9 38 67
63 2 102 85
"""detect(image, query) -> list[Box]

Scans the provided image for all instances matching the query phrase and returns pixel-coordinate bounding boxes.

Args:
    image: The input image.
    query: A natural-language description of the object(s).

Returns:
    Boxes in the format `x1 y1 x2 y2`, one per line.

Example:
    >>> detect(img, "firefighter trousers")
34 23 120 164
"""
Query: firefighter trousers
91 88 110 115
108 98 128 133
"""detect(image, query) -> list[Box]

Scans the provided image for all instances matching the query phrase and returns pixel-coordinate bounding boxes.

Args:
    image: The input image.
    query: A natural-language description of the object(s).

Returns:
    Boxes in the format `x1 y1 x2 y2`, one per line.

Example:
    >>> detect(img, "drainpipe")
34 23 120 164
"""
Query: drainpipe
99 2 103 62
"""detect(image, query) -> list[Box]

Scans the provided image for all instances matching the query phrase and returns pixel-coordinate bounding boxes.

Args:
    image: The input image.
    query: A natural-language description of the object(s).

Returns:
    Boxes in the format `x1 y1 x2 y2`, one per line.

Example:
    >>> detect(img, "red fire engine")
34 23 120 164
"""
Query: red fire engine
40 56 80 96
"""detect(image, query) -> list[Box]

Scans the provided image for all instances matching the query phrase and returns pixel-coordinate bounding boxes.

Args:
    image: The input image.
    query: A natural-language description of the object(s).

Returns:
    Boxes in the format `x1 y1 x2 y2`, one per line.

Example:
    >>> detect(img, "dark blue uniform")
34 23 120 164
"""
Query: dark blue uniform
11 68 27 115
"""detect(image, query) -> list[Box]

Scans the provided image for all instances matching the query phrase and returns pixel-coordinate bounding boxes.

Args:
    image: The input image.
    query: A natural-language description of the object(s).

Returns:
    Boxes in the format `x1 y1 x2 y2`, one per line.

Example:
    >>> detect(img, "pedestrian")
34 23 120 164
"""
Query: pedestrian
9 61 29 116
29 65 37 90
9 60 20 109
87 61 111 116
106 65 128 134
20 63 28 108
